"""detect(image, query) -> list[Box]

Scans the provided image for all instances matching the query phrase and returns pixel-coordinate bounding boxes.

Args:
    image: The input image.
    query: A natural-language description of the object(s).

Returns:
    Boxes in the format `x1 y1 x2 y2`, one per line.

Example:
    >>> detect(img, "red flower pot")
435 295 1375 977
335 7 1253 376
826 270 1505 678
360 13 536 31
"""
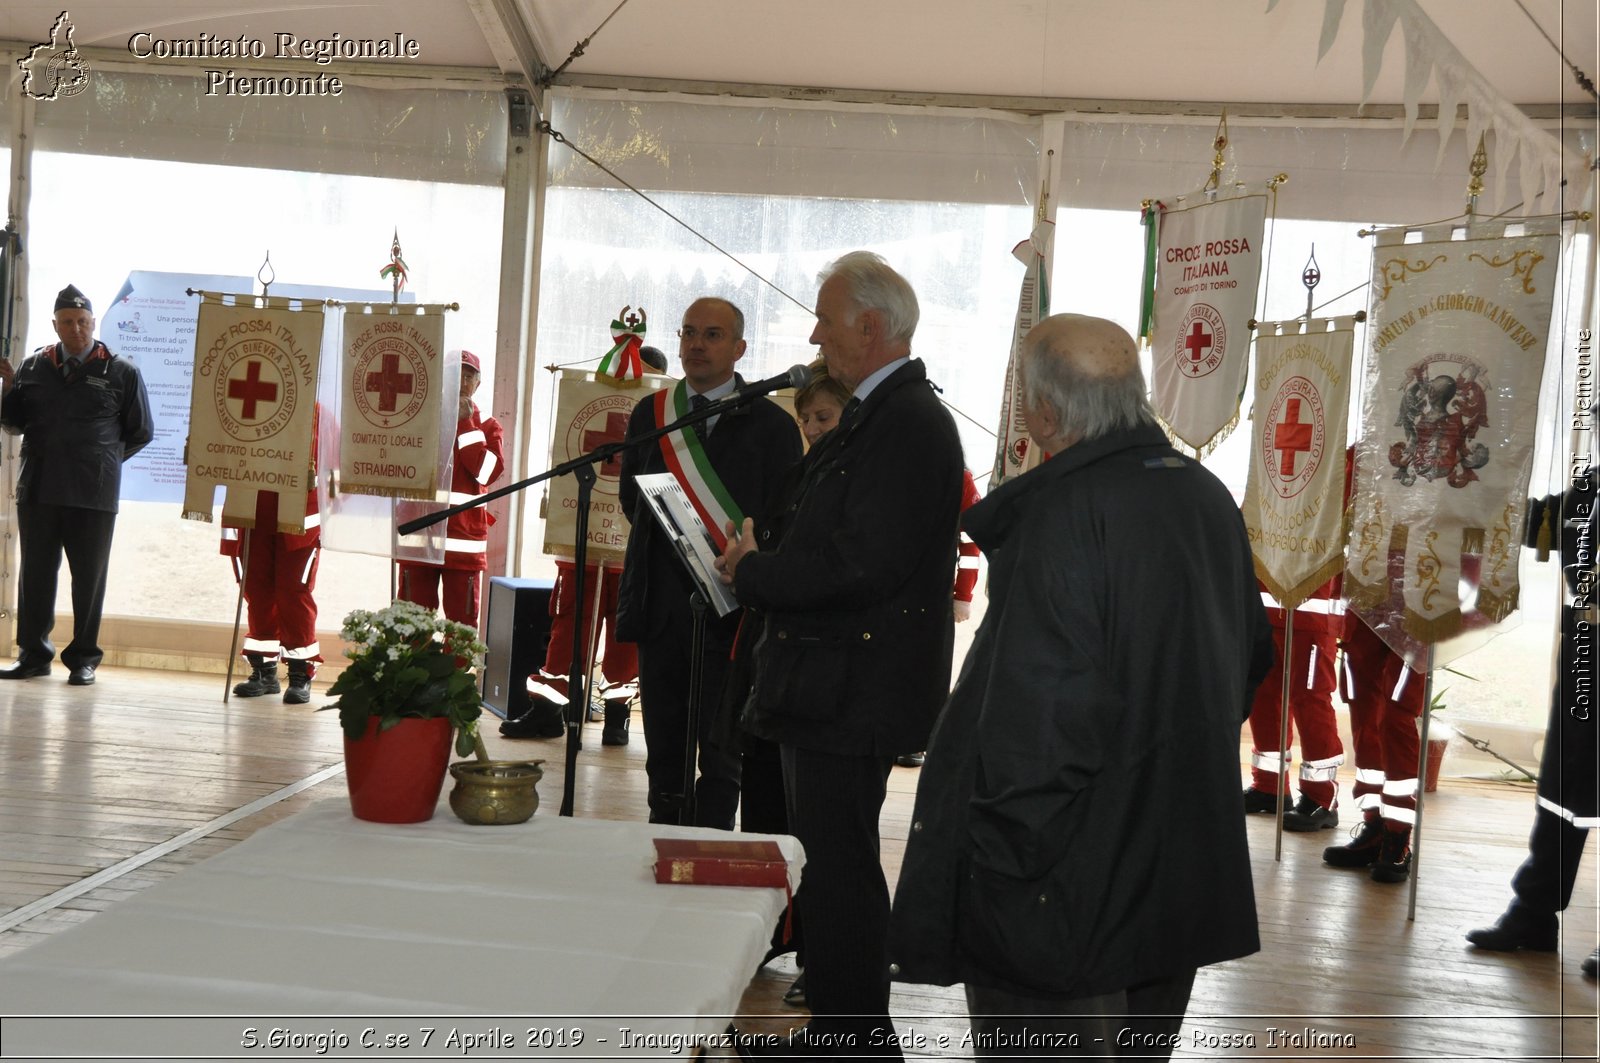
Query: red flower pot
344 716 454 823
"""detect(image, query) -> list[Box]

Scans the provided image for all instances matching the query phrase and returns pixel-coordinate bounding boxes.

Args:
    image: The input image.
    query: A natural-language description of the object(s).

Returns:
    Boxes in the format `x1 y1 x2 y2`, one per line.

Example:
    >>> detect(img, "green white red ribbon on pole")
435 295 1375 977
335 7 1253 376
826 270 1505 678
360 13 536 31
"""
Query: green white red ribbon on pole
597 304 646 381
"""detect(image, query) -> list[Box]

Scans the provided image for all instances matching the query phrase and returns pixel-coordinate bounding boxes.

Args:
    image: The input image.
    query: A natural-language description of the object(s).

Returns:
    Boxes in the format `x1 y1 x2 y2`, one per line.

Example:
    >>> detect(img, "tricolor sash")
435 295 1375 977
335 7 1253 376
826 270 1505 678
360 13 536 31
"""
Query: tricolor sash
653 382 744 550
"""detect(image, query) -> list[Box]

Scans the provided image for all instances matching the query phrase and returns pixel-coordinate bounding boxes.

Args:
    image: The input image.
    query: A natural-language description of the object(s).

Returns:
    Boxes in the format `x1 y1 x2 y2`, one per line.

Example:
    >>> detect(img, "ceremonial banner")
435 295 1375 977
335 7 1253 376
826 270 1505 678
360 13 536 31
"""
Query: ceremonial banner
1345 224 1560 650
339 306 450 499
183 295 323 533
1148 192 1267 452
1243 318 1356 608
543 369 669 562
991 219 1053 489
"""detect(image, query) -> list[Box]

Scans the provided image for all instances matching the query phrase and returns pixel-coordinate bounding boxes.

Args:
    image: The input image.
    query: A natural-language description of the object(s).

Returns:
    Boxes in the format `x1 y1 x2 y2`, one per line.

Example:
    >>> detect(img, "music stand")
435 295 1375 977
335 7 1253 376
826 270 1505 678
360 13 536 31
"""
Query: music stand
633 473 741 823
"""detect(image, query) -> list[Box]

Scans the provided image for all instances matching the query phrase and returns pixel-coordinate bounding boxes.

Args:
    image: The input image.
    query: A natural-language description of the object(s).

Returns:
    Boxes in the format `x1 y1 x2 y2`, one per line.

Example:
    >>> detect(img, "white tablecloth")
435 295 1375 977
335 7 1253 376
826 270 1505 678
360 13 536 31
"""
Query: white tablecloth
0 798 802 1058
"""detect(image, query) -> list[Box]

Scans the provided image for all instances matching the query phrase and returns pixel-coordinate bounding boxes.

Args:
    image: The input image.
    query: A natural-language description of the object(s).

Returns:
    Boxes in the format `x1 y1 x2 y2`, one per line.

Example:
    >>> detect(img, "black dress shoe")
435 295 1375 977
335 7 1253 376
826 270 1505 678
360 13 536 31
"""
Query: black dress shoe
894 751 925 768
1583 947 1598 978
1465 907 1559 952
0 660 51 680
66 665 96 686
783 971 807 1008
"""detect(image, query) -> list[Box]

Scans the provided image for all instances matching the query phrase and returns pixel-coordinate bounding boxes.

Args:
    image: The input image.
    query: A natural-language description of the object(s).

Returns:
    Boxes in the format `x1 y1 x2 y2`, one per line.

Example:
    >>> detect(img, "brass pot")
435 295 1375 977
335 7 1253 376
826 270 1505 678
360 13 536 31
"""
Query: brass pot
448 760 545 825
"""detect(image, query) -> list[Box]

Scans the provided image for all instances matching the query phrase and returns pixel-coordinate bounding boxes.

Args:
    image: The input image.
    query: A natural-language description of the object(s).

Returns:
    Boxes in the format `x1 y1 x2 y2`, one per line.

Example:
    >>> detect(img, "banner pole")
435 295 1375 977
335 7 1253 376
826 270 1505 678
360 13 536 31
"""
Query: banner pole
1273 611 1295 861
1407 645 1438 921
223 533 249 704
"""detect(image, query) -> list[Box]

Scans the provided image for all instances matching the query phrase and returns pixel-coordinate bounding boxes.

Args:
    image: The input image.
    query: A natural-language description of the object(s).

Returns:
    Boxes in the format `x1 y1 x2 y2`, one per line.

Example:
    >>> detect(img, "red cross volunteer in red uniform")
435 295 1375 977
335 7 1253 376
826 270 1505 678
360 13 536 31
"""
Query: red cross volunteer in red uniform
224 404 325 705
398 350 505 627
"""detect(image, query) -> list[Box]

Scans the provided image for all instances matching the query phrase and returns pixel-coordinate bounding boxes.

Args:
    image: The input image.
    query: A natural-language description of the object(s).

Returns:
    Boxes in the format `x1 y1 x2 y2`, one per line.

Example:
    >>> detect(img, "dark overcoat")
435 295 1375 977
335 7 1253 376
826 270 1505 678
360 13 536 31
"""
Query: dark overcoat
887 423 1273 998
734 358 964 757
1 342 153 512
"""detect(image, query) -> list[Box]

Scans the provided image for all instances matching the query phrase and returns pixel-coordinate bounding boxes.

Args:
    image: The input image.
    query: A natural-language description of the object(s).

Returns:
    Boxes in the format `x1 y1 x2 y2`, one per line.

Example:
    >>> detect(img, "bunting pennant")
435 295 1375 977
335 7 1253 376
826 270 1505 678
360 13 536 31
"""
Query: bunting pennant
1148 191 1267 453
339 307 449 499
542 368 669 562
182 294 322 533
1345 223 1559 652
1243 318 1357 608
991 219 1053 489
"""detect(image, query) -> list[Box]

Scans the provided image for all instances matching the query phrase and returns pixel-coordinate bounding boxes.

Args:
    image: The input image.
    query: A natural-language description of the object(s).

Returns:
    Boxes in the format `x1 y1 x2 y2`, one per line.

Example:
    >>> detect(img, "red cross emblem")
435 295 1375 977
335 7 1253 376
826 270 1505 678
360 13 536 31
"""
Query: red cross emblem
227 359 279 420
363 352 415 414
1273 398 1315 476
583 411 631 477
1183 321 1213 364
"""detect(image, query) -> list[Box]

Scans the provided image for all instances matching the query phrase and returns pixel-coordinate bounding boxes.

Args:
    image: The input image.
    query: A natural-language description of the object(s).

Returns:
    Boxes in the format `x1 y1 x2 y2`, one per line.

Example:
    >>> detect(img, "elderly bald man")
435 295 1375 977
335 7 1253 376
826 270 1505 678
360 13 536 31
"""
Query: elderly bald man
887 314 1272 1060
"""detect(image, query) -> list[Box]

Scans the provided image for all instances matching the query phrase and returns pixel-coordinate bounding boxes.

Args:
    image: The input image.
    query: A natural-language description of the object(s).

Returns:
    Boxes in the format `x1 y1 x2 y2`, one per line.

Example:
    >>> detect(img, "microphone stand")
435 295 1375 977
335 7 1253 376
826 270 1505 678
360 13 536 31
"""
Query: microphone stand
398 387 755 818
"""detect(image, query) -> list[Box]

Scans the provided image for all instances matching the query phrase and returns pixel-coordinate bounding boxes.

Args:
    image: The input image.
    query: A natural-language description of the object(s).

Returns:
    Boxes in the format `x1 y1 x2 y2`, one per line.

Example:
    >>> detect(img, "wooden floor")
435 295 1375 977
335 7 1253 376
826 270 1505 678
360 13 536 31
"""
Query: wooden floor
0 665 1595 1061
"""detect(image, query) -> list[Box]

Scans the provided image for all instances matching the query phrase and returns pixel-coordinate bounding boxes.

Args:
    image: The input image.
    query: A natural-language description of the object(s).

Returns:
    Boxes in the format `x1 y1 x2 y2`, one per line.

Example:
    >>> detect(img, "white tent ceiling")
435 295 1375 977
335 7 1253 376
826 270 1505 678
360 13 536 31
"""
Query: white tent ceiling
1 1 1595 114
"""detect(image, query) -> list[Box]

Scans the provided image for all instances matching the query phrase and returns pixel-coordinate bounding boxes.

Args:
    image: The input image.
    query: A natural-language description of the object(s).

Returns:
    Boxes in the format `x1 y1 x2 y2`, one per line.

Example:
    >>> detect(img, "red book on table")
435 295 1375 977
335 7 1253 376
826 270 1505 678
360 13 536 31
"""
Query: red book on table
652 837 788 888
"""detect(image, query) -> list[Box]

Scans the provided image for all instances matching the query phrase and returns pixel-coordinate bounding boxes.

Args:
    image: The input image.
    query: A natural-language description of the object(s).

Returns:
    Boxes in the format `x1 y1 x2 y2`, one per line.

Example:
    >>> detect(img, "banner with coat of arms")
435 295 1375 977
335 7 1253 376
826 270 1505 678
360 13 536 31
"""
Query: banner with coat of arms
543 368 670 563
991 218 1053 489
1147 191 1267 453
183 294 323 533
1345 223 1560 651
1243 318 1356 608
338 306 451 499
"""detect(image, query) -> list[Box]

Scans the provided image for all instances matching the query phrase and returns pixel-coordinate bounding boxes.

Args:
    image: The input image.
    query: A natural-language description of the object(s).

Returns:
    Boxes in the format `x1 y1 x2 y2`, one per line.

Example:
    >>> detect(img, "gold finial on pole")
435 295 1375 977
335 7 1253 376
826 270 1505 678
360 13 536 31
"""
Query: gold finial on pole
1203 110 1230 195
1467 134 1489 218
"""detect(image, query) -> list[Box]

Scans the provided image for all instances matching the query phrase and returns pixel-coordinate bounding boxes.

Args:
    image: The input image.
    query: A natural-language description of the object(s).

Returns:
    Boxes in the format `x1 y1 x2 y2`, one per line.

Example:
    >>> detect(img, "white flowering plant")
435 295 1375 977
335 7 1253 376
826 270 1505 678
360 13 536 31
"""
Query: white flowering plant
328 600 488 758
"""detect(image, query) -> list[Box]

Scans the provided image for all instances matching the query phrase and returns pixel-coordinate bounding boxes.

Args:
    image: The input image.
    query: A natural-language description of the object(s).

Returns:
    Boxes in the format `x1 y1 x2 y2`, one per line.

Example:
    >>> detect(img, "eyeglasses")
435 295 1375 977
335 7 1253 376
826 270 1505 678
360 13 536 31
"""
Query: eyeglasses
677 326 729 343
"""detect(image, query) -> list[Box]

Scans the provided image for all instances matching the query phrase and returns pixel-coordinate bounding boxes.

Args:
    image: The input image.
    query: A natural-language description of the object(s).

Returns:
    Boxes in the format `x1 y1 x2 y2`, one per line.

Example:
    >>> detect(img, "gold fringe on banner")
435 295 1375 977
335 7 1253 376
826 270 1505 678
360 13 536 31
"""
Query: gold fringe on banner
1256 552 1347 614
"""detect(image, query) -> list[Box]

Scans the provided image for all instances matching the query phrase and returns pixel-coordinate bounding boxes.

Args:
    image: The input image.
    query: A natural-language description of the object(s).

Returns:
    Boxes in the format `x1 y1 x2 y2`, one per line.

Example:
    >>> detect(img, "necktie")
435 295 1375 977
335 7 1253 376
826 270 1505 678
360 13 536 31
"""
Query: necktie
690 394 709 412
63 357 80 379
841 397 862 423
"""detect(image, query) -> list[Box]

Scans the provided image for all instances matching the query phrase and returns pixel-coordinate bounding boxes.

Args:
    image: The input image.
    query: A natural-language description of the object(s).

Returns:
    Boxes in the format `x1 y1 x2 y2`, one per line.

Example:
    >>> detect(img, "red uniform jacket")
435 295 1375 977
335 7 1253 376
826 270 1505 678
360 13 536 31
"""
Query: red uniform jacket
441 404 506 570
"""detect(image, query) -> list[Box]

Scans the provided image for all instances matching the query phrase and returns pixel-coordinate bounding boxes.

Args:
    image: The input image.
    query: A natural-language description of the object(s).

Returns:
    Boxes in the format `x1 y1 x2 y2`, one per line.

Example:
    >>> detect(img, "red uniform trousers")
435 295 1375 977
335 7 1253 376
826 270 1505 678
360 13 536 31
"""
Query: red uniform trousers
1248 624 1343 807
1340 615 1426 831
530 559 638 705
398 564 481 629
235 528 321 671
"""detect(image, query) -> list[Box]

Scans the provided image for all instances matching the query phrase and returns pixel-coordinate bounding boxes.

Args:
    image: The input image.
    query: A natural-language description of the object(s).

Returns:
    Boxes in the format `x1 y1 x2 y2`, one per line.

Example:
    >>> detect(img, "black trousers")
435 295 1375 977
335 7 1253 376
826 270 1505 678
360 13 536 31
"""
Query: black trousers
1510 806 1590 916
965 970 1196 1061
15 504 118 669
782 743 901 1054
636 616 741 829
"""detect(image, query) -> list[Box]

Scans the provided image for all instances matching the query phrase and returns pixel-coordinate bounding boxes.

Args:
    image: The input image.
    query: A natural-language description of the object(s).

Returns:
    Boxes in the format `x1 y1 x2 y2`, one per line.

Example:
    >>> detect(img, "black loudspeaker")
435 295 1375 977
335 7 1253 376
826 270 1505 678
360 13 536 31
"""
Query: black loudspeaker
480 576 555 721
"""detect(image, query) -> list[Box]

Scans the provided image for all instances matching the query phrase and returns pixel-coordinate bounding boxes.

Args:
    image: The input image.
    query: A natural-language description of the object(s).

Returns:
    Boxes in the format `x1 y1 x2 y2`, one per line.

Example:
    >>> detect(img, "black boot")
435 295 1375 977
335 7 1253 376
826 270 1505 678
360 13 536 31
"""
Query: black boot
601 696 631 746
233 654 281 698
283 659 312 705
1369 826 1413 883
500 695 567 739
1323 816 1384 867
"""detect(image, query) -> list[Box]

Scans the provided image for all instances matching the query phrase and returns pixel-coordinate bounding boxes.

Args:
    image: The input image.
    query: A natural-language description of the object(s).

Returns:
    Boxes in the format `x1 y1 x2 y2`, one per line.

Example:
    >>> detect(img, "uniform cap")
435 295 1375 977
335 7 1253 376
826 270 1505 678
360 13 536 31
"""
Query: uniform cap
55 285 91 313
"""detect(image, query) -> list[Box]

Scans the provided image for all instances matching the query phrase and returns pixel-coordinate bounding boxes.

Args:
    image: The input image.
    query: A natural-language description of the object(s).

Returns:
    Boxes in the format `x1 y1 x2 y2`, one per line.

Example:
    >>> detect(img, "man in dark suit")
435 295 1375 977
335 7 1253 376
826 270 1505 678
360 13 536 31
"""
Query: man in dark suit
0 284 154 685
721 253 964 1055
612 297 800 828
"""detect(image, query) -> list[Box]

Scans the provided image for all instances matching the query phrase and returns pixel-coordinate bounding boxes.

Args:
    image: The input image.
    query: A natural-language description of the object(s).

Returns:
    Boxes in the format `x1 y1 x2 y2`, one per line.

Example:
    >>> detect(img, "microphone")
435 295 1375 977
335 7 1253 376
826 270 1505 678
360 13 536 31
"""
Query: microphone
732 363 814 401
